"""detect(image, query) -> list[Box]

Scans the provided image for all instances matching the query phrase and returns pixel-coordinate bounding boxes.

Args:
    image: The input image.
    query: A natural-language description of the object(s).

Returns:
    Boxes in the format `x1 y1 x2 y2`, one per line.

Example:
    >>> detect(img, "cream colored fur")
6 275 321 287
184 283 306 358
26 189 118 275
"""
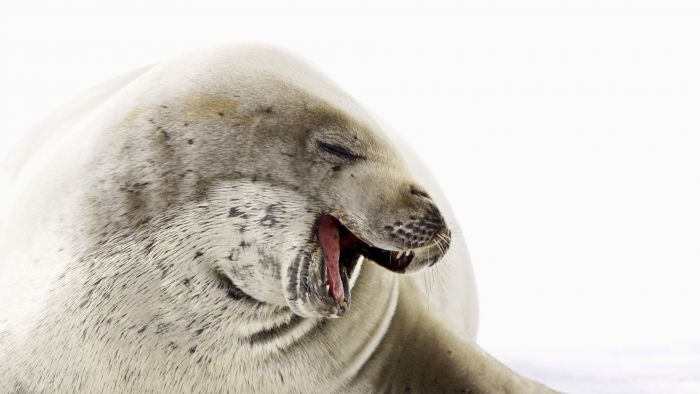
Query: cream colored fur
0 45 558 393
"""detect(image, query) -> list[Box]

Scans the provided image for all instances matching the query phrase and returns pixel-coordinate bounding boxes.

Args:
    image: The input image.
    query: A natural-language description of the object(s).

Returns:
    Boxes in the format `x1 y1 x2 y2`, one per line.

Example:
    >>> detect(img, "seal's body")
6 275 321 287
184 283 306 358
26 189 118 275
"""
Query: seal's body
0 46 556 393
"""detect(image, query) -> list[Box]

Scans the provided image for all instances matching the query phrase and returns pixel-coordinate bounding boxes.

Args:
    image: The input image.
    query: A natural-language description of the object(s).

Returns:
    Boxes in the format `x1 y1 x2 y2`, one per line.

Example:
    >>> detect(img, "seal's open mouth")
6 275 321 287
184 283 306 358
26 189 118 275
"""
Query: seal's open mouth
317 214 417 311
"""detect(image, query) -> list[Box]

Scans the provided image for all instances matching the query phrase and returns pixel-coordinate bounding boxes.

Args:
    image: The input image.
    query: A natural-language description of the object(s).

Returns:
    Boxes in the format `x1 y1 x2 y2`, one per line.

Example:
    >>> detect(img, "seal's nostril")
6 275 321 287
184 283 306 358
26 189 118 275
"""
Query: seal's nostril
409 184 431 200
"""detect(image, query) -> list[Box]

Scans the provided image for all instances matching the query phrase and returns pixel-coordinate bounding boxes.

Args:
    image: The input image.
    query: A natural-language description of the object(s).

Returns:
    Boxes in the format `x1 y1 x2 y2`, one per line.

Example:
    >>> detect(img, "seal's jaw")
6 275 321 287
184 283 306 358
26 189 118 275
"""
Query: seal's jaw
313 212 451 317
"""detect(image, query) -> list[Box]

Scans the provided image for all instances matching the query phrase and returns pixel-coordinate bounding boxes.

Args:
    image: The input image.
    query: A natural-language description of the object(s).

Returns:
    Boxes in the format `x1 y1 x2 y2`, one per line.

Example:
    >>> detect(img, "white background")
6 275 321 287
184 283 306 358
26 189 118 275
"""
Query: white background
2 1 699 392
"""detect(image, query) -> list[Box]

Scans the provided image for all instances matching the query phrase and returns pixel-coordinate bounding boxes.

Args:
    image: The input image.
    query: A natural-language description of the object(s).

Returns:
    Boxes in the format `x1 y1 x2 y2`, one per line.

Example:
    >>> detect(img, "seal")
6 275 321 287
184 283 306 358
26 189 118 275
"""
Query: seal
0 45 558 393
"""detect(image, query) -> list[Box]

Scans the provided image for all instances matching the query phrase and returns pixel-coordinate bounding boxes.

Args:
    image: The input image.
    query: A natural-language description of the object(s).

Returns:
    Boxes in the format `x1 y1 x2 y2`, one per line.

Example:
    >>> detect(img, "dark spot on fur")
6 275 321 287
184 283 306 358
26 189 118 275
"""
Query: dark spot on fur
218 112 224 117
188 139 194 145
332 165 341 172
228 207 245 218
161 105 168 109
194 251 204 259
79 289 93 308
156 322 173 334
137 325 147 334
194 328 205 336
260 254 281 279
183 122 189 127
265 106 273 113
189 346 197 354
182 278 191 286
259 203 281 227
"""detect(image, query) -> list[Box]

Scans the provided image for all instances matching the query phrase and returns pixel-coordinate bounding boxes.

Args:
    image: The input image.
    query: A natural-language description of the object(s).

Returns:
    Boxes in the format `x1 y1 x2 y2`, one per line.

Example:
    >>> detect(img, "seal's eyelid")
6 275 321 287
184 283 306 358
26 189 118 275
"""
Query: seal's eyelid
316 140 363 160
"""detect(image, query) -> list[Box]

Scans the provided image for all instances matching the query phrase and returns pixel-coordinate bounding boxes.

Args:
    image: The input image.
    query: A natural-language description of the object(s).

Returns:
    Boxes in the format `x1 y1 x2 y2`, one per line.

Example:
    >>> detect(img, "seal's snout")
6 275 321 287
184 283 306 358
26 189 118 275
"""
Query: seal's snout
365 181 452 273
387 208 446 251
376 182 448 250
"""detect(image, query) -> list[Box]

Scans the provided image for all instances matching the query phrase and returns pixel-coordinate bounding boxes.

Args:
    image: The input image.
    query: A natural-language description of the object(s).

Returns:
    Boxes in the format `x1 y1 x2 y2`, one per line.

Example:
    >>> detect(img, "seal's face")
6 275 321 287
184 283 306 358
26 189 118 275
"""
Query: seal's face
199 95 452 318
290 127 451 318
109 65 451 319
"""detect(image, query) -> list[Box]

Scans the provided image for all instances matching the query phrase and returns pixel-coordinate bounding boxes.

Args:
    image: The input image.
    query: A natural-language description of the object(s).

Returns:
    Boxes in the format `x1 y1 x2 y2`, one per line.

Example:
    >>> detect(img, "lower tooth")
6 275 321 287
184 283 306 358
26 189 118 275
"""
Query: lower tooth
325 284 330 292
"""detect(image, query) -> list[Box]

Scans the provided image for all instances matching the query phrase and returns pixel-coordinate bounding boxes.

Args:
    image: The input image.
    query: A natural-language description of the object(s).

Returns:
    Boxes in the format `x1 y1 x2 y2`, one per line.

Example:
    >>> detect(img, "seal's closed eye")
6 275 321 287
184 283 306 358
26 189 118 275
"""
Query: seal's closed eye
316 140 363 161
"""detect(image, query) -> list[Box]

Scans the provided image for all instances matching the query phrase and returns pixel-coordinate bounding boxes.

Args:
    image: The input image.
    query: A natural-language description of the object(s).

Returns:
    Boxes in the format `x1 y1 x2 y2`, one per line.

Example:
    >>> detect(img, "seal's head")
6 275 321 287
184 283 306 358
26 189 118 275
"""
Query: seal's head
282 113 452 318
102 46 451 319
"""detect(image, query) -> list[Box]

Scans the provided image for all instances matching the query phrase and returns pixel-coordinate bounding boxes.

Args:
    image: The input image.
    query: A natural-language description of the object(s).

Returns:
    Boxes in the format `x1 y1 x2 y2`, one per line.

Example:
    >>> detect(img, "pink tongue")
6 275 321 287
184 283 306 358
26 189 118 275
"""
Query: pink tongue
317 215 345 304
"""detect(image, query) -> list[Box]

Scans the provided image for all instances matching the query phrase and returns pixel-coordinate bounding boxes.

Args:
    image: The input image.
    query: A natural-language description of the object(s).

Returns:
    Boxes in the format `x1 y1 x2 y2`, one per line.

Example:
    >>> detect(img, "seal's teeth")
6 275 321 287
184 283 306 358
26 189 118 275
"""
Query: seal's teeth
396 251 404 259
325 284 330 292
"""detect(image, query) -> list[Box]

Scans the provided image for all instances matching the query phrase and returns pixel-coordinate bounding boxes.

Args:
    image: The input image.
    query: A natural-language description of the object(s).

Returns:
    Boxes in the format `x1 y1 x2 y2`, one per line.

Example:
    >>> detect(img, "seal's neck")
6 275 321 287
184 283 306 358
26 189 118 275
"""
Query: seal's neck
27 225 399 392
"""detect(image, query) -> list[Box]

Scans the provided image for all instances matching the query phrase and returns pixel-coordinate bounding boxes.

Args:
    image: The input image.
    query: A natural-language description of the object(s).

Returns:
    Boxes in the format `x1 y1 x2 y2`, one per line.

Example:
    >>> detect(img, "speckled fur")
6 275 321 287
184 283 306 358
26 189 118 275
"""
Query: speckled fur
0 45 559 393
